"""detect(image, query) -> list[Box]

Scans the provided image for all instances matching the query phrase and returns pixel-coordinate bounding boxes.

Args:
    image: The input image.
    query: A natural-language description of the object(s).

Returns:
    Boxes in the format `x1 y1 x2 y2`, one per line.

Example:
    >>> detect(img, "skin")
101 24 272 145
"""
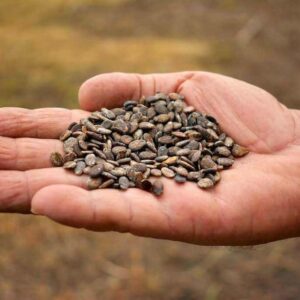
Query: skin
0 71 300 246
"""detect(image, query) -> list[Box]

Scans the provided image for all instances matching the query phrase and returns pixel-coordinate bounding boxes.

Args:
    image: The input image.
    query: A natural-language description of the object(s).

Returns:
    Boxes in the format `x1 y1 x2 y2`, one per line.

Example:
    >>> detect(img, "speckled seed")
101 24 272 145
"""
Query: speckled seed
200 155 217 169
132 163 148 173
112 119 128 134
158 146 168 156
224 137 234 148
215 146 231 157
87 177 103 190
176 148 191 156
75 161 86 175
158 135 173 144
129 140 146 151
161 167 175 178
197 178 214 189
50 152 64 167
63 137 78 153
139 151 157 160
152 180 164 196
63 161 76 169
217 157 234 167
151 169 162 177
187 171 202 181
63 152 76 163
120 135 133 145
89 163 104 177
85 154 96 166
60 130 72 141
175 175 186 183
97 127 112 135
190 150 201 163
139 122 155 129
232 144 249 157
99 179 115 189
119 176 130 190
154 114 170 123
176 166 188 177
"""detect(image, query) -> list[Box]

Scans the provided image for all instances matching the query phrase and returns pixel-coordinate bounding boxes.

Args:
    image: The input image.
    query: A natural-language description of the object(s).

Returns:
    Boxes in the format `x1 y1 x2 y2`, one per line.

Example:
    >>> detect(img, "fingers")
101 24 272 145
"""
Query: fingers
0 107 89 138
31 184 175 237
31 179 216 243
79 72 194 111
0 168 87 213
0 136 63 170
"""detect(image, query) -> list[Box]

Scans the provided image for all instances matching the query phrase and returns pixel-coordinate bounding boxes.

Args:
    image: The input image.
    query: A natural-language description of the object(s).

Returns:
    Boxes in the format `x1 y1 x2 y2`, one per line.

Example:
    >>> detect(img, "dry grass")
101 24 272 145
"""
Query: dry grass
0 0 300 299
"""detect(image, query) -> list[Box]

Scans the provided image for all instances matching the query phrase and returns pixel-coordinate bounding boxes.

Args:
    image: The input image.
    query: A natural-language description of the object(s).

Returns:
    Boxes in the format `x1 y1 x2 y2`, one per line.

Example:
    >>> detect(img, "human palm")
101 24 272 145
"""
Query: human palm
1 72 300 245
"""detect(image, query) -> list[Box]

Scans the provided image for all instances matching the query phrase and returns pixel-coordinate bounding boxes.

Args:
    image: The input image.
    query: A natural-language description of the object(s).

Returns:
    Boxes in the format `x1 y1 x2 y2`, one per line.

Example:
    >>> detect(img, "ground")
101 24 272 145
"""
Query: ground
0 0 300 299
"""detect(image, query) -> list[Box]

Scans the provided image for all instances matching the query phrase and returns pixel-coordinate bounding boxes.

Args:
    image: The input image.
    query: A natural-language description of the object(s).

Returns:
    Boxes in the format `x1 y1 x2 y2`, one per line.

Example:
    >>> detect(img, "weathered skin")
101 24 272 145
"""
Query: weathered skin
0 71 300 245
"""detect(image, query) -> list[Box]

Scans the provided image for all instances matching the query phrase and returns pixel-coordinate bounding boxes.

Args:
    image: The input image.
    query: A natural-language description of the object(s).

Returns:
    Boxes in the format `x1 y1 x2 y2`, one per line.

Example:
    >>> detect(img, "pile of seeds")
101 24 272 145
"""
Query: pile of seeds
50 92 249 196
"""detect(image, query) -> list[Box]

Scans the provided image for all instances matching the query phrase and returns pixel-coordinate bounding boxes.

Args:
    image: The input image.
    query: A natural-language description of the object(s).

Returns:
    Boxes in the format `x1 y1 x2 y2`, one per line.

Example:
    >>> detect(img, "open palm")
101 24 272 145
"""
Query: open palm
1 72 300 245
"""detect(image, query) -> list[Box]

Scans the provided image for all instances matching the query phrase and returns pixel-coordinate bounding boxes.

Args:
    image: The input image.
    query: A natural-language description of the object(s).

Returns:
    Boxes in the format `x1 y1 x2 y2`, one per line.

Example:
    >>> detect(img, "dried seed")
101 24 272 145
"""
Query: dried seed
50 152 64 167
152 180 164 196
89 163 104 177
85 154 96 166
197 178 214 189
63 161 76 169
163 156 178 165
217 157 234 167
139 151 157 160
215 146 231 157
176 166 188 177
120 135 133 145
112 119 128 134
175 174 186 183
232 144 249 157
139 122 155 130
161 167 175 178
189 150 201 162
176 148 191 156
99 179 115 189
187 171 202 181
151 169 162 177
158 146 168 156
119 176 130 190
88 177 103 190
60 130 72 141
158 135 173 144
75 161 86 175
200 155 217 169
129 140 146 151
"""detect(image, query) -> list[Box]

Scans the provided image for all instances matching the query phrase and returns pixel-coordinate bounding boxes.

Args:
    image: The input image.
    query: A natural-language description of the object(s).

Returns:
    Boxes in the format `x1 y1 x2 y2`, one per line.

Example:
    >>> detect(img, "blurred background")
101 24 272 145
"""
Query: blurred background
0 0 300 299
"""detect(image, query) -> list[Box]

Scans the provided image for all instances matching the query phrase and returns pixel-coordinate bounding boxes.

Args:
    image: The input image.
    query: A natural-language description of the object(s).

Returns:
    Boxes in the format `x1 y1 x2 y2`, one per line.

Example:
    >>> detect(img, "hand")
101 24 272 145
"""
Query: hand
2 72 300 245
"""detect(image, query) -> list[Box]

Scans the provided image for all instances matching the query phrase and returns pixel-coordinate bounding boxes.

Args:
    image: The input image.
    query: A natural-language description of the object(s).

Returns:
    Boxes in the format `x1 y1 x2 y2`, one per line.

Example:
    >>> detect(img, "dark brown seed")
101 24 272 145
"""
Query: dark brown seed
139 151 157 160
187 171 202 181
102 171 118 180
146 141 157 153
99 179 115 189
158 135 173 144
154 114 170 123
147 106 156 119
215 146 231 157
60 130 72 141
217 157 234 167
75 161 86 175
139 122 155 130
175 139 190 147
93 148 107 160
101 119 113 129
129 140 146 151
85 154 96 166
163 156 178 165
152 180 164 196
63 137 78 153
151 169 162 177
78 139 88 150
87 177 103 190
176 166 188 177
200 155 217 169
63 161 76 169
101 108 116 119
112 119 128 134
168 146 180 156
176 148 191 156
232 144 249 157
161 167 175 178
190 150 201 162
119 176 130 190
130 152 141 162
158 146 168 156
117 157 132 164
172 131 186 138
50 152 64 167
155 155 169 162
63 152 76 163
140 179 153 191
120 135 133 145
132 163 148 173
177 159 195 171
197 178 214 189
89 163 104 177
112 146 127 156
175 175 186 183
